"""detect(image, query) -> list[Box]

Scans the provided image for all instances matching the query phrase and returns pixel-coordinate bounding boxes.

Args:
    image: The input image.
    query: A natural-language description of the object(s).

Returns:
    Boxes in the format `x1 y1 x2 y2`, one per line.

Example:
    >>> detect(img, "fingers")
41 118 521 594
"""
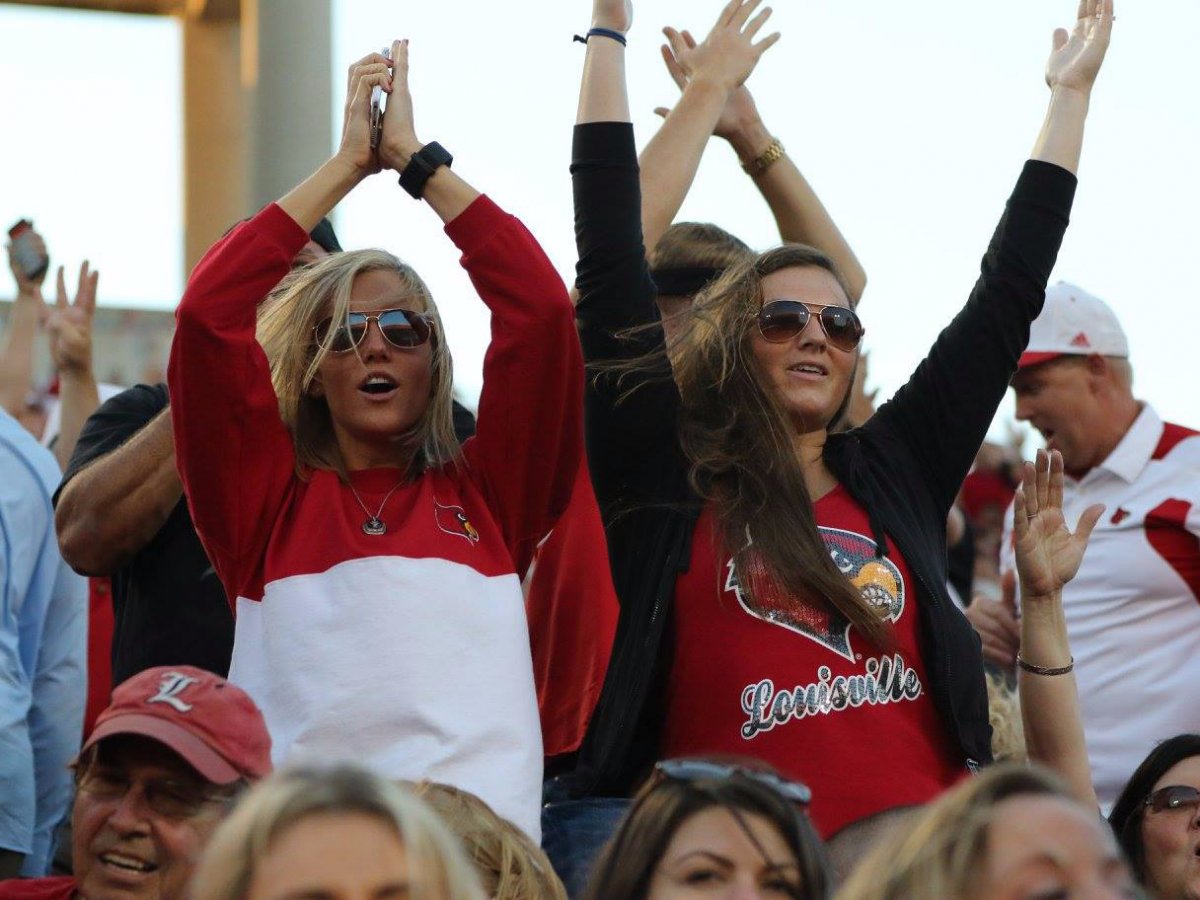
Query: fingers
682 29 698 49
743 5 773 40
729 0 764 29
80 268 99 316
716 0 742 27
965 599 1020 666
660 42 688 89
55 265 68 309
1052 27 1069 52
1013 481 1029 543
1048 448 1064 512
663 26 689 62
393 40 410 92
753 31 782 54
653 106 672 119
1035 448 1050 514
1074 503 1105 546
1000 569 1018 610
1021 460 1039 519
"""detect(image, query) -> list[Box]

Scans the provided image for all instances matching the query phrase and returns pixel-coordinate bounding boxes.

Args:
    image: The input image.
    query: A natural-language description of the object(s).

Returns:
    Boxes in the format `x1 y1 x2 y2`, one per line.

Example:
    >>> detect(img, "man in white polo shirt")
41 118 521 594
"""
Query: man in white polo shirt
967 281 1200 810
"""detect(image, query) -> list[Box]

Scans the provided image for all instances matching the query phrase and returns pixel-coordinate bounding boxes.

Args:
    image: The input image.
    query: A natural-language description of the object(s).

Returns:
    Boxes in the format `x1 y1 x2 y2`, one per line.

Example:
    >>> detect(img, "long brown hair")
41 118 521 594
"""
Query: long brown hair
670 244 887 646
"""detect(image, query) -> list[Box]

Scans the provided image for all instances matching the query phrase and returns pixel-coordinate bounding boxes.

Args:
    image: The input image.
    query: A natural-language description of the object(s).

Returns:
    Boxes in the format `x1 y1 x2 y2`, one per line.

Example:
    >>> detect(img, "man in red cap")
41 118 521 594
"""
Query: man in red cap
0 665 271 899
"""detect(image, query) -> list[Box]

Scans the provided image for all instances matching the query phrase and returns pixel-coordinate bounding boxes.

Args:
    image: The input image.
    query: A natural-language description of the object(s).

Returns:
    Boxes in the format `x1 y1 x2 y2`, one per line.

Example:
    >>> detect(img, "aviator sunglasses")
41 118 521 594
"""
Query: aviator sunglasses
1144 784 1200 814
757 299 865 352
314 308 433 353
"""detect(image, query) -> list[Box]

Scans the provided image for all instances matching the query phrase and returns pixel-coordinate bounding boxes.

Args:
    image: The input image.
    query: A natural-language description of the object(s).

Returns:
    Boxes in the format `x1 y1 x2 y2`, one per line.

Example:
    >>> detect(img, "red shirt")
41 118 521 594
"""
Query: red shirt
661 487 965 838
0 877 75 899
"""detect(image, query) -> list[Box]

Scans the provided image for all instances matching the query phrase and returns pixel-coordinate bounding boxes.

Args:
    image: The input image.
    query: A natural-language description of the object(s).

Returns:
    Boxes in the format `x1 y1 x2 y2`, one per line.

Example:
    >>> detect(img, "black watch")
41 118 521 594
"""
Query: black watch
398 142 453 199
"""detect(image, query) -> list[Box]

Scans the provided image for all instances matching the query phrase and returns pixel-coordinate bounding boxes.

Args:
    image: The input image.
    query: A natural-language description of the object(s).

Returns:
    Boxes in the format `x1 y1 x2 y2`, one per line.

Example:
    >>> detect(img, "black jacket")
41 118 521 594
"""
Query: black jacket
569 123 1076 797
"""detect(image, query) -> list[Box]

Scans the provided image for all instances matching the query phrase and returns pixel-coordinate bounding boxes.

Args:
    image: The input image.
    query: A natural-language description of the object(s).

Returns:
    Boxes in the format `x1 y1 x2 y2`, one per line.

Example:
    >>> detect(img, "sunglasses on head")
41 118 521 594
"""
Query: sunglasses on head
757 300 864 352
654 759 813 807
1144 784 1200 813
314 308 433 353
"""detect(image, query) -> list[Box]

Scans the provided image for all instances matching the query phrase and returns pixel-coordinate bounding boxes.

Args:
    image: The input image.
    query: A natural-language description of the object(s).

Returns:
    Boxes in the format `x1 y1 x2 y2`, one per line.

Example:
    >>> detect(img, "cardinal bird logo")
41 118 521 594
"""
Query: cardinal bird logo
725 528 905 661
1111 507 1131 525
434 499 480 544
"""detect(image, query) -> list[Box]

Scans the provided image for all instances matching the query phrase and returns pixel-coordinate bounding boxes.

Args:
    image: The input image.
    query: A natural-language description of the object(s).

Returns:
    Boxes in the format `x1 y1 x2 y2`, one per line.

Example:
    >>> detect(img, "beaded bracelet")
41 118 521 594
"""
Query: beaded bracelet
1016 654 1074 676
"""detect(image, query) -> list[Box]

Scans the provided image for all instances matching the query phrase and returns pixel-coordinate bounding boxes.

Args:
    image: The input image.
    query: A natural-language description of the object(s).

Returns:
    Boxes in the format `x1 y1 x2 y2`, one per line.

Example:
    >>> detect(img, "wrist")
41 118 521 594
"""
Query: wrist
725 118 772 161
588 19 628 35
57 364 95 383
14 286 42 304
382 138 423 172
327 153 370 187
1046 84 1092 111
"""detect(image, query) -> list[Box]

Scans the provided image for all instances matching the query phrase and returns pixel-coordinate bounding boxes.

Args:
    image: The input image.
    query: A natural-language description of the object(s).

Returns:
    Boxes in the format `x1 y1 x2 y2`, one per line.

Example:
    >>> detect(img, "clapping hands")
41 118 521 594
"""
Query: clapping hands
660 0 780 102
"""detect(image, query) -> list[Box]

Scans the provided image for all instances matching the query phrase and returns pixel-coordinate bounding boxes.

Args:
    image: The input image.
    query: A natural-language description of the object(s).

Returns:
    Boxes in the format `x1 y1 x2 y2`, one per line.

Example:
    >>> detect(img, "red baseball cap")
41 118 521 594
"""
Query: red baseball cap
82 666 272 785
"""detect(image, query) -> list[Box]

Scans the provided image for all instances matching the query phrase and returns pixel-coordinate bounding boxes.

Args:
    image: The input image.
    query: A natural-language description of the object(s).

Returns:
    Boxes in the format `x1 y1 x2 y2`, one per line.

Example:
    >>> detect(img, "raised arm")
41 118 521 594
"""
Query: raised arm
1014 449 1104 808
861 0 1111 513
637 0 779 256
45 262 100 471
1032 0 1113 174
170 54 391 584
573 0 693 513
1 231 48 419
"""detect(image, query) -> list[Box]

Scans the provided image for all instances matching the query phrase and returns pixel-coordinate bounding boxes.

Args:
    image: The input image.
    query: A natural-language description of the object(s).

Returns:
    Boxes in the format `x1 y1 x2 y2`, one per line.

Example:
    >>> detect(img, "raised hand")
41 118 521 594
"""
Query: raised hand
654 28 764 142
378 39 422 172
7 227 49 301
1013 449 1104 599
592 0 632 34
336 50 394 176
45 262 98 376
663 0 780 98
1045 0 1114 94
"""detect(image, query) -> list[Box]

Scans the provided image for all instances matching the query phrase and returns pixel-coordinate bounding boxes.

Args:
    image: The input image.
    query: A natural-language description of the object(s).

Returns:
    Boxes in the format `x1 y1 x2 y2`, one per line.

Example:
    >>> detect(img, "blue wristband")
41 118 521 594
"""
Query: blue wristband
573 27 627 47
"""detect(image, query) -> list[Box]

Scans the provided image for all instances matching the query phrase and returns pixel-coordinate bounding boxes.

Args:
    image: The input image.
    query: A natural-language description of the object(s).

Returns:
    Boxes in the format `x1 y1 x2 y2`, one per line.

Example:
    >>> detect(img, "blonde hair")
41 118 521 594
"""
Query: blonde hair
411 782 567 900
255 249 459 480
190 765 486 900
834 764 1073 900
986 672 1027 763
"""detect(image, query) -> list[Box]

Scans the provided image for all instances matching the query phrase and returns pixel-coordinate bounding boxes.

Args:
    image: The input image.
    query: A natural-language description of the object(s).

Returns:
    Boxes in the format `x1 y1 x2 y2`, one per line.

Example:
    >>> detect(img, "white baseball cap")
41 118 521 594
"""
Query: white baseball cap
1018 281 1129 369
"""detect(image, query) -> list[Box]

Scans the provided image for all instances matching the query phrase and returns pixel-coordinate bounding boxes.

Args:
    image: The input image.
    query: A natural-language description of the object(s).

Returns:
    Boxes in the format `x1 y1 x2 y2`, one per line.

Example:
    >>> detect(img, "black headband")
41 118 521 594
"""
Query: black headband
651 266 725 298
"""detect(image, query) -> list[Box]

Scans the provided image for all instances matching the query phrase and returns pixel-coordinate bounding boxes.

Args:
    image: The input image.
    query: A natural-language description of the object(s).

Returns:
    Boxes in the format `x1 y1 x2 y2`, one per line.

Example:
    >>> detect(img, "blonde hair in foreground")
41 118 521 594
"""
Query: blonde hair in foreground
833 763 1073 900
189 765 486 900
256 248 459 479
411 781 568 900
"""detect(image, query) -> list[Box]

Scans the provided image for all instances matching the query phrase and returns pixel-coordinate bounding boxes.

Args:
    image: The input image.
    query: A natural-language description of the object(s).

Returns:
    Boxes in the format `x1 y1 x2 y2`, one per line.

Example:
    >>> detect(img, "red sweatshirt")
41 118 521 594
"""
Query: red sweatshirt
168 197 582 839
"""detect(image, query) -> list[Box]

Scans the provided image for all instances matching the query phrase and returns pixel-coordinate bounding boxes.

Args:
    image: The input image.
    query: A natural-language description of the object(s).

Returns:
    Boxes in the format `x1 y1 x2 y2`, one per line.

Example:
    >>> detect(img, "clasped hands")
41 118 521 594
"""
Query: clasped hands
336 39 424 181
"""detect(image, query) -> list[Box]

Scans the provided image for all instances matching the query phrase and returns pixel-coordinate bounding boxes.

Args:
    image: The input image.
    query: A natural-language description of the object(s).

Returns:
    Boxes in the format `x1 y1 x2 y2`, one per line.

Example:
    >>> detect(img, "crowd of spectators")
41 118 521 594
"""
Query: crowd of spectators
3 0 1199 897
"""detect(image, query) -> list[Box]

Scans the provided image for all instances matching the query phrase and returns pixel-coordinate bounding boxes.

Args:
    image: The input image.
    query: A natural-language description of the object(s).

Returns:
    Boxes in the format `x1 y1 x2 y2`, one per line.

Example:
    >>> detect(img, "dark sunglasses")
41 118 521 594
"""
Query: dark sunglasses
757 300 864 352
655 759 813 806
314 308 433 353
1144 784 1200 813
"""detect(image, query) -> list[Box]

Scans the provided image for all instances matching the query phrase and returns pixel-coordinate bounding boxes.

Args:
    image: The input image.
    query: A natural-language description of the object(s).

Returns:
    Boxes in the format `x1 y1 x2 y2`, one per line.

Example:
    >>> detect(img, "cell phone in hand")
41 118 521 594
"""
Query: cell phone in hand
370 46 392 150
8 219 49 281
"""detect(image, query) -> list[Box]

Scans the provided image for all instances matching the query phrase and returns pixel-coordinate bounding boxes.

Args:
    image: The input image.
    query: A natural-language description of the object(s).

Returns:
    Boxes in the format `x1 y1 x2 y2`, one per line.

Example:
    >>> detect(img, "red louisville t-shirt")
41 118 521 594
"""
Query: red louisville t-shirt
661 486 966 838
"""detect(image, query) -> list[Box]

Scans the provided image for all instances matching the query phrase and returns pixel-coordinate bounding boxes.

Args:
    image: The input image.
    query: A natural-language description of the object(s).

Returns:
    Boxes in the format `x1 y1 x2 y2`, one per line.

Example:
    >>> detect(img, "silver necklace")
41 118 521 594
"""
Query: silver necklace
348 478 406 536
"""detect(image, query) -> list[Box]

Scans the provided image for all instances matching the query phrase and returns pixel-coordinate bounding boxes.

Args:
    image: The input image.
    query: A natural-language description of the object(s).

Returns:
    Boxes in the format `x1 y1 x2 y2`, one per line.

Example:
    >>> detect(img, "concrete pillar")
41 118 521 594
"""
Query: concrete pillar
182 0 330 271
247 0 333 209
183 12 249 273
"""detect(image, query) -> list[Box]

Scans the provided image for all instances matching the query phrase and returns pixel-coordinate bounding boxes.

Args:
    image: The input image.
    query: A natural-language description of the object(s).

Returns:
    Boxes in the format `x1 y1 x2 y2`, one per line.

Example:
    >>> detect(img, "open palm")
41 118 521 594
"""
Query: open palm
1013 449 1103 598
1045 0 1114 93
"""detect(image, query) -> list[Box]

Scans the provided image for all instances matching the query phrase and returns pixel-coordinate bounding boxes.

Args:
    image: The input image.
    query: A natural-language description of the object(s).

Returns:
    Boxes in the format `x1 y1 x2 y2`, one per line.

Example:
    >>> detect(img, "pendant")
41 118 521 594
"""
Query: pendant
362 517 386 536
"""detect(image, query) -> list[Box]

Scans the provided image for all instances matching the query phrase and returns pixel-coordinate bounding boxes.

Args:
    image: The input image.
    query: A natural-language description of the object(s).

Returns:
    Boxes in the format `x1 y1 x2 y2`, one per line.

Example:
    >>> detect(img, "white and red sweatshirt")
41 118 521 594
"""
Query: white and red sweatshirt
168 197 582 839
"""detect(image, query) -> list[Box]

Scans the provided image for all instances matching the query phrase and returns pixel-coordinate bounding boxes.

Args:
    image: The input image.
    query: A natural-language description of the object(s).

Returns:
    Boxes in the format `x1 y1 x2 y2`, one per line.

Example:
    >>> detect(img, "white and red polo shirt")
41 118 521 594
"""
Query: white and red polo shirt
1001 404 1200 809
